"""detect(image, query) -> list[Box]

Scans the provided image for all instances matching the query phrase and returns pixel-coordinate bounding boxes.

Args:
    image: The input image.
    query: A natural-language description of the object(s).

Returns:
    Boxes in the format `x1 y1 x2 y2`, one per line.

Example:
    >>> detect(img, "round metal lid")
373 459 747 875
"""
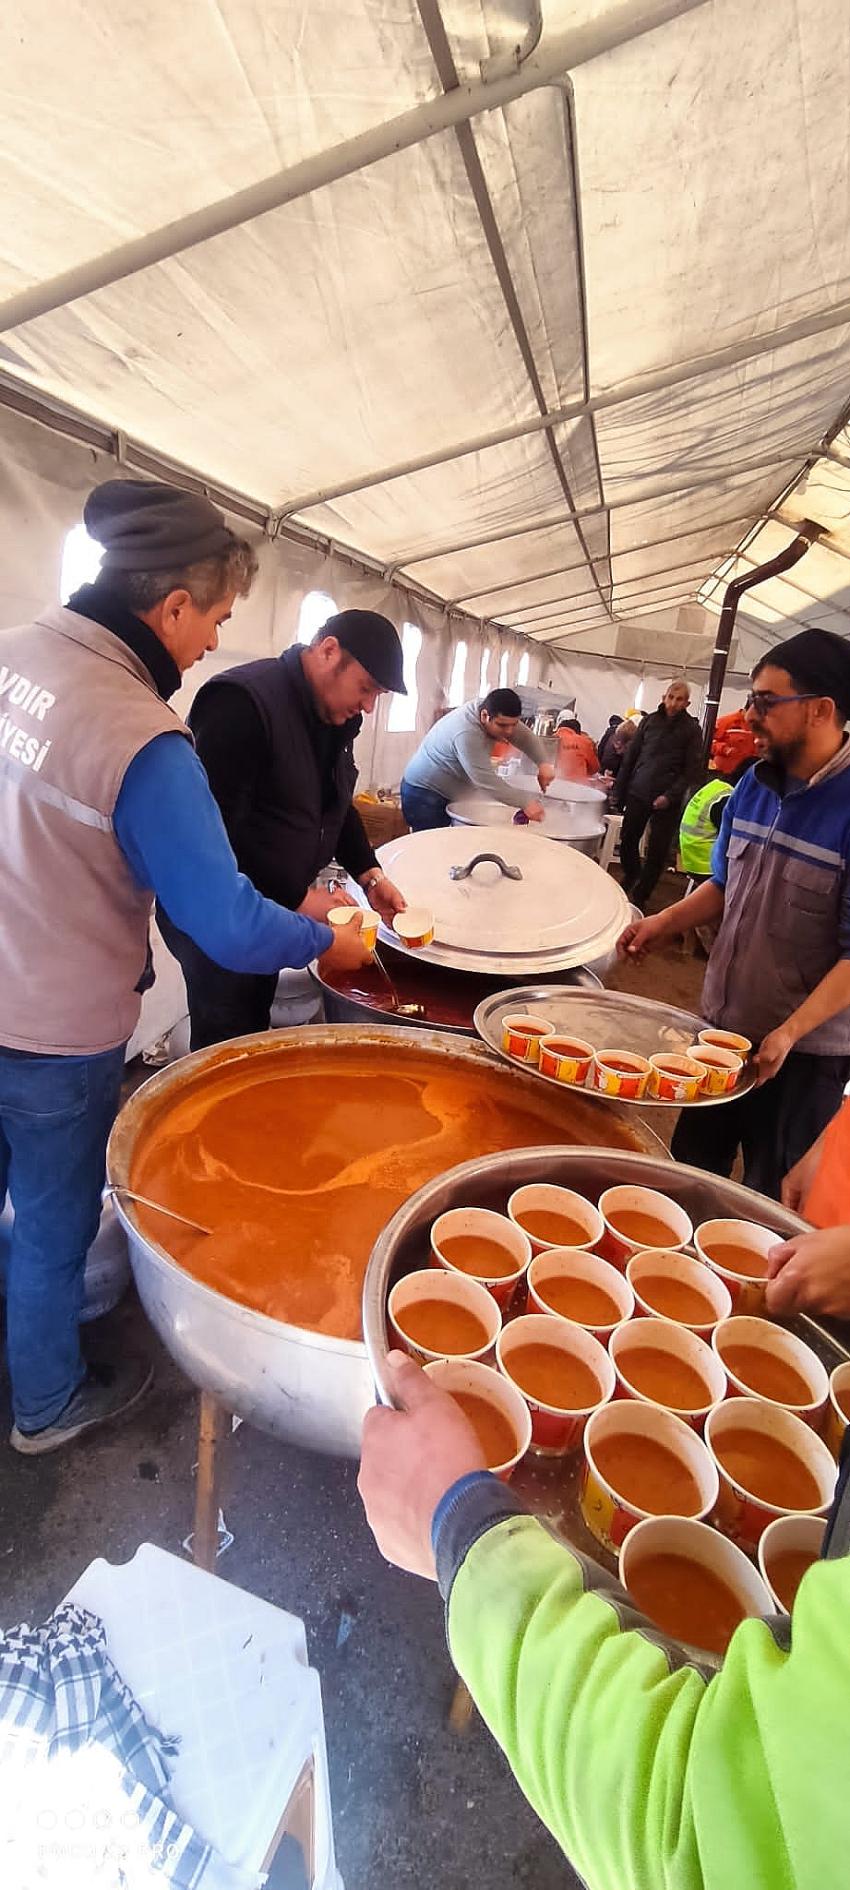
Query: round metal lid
510 770 607 807
447 797 605 841
377 822 630 974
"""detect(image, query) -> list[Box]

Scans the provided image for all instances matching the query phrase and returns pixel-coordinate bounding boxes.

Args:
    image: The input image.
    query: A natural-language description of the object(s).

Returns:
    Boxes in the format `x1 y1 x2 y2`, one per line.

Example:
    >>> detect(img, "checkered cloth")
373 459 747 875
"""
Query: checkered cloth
0 1603 259 1889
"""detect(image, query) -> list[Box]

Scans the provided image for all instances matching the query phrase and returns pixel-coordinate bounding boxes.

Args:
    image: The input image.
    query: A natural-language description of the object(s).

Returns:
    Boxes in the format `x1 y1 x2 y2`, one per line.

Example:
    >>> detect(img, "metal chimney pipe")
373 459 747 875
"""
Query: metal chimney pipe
701 525 821 764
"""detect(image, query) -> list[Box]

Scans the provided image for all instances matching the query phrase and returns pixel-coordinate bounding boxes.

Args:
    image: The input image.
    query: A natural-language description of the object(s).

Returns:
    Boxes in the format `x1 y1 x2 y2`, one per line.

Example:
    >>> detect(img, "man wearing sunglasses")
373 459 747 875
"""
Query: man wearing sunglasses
618 627 850 1199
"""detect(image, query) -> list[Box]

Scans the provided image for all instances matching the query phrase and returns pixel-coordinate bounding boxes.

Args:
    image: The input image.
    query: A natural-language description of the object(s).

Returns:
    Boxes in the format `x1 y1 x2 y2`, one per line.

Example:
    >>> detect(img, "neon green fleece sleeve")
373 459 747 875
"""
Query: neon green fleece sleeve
447 1514 850 1890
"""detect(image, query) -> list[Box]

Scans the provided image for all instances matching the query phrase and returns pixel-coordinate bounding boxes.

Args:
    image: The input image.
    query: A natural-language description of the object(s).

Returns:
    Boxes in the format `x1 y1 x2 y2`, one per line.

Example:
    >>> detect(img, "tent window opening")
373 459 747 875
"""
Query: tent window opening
296 590 337 645
60 524 103 603
499 650 510 688
479 647 492 696
388 622 422 732
448 640 467 707
517 652 530 686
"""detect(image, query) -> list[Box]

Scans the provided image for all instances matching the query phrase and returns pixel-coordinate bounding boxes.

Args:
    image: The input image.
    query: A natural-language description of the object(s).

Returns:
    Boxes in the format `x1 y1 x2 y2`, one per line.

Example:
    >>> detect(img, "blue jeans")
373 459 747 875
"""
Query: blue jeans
400 779 452 831
0 1045 126 1431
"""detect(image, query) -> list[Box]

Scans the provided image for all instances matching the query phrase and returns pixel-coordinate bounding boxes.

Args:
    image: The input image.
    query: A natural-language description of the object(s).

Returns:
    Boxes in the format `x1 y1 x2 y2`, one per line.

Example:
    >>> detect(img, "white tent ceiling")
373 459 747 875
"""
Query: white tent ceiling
2 0 850 671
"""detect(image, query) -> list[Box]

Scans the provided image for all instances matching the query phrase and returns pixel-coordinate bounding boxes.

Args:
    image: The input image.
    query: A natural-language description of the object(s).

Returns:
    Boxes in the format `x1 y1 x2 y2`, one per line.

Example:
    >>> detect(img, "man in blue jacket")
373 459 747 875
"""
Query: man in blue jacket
619 628 850 1198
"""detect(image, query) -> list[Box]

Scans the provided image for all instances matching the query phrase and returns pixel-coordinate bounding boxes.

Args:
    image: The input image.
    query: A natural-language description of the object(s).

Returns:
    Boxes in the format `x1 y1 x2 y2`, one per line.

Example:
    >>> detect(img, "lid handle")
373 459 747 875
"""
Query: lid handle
449 851 523 883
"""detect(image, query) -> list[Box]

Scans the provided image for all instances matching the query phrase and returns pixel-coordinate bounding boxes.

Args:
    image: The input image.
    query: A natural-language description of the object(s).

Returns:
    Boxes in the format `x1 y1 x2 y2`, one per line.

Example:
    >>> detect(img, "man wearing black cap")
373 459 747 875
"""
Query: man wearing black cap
157 608 408 1049
618 628 850 1198
0 479 370 1456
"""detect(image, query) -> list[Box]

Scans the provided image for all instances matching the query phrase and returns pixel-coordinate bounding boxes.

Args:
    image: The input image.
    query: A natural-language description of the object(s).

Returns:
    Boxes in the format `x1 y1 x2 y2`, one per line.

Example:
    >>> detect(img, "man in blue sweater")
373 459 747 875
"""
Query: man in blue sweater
0 480 370 1455
619 628 850 1198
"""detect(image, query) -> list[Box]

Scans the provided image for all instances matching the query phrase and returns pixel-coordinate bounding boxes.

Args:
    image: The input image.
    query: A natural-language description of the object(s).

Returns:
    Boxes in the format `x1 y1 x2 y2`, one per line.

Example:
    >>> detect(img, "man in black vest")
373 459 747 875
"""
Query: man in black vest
158 610 408 1048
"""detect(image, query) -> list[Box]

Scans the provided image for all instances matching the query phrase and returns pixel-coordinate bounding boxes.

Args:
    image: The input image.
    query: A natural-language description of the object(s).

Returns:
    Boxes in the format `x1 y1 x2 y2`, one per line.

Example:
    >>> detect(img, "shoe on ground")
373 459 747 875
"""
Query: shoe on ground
10 1356 153 1456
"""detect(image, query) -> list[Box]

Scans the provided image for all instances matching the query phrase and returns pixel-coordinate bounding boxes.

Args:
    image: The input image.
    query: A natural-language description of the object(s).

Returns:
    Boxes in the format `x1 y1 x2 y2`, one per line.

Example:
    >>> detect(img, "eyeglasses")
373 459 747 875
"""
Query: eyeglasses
744 690 821 715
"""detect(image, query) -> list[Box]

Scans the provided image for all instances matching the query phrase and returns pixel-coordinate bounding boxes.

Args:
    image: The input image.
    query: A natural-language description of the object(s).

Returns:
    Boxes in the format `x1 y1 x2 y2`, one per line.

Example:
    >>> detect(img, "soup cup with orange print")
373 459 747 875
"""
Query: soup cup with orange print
506 1183 604 1258
528 1247 633 1344
496 1312 615 1456
423 1356 531 1479
694 1218 776 1315
757 1513 826 1615
697 1026 752 1059
705 1397 836 1553
686 1043 742 1096
500 1013 555 1064
712 1316 828 1427
388 1268 501 1366
824 1360 850 1458
598 1184 692 1271
538 1034 595 1086
590 1050 651 1102
626 1248 732 1338
648 1053 705 1104
580 1400 719 1555
621 1515 772 1658
609 1318 726 1431
430 1206 531 1310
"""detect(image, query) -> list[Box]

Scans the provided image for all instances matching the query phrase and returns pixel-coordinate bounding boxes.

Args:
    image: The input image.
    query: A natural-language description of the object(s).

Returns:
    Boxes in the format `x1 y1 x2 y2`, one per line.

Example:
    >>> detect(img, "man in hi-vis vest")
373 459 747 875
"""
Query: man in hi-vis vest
0 480 370 1455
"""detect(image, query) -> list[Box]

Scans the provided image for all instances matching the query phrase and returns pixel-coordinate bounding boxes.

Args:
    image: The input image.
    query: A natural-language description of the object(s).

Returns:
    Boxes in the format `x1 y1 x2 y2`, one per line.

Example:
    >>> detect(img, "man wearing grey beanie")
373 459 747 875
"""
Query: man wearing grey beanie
0 479 370 1455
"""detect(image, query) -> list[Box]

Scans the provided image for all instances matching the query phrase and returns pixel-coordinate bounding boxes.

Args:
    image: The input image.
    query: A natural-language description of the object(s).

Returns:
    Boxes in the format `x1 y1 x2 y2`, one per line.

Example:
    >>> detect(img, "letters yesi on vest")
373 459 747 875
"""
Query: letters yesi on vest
0 665 55 772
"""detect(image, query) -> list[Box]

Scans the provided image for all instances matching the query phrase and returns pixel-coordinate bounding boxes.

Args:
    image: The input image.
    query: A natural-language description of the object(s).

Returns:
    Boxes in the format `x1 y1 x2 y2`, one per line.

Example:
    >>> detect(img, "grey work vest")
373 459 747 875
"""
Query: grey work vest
0 606 189 1055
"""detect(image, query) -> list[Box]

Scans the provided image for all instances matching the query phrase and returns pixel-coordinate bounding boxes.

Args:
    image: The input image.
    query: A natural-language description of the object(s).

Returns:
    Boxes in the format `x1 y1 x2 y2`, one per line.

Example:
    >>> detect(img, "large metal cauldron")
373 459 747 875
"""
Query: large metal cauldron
311 958 600 1034
363 1145 838 1405
107 1026 661 1457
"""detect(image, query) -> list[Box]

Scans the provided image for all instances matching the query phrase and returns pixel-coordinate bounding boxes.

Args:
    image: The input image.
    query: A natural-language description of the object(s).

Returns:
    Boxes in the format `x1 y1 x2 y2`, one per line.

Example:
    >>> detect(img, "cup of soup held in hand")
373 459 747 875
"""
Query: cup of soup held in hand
506 1183 604 1256
527 1248 633 1343
496 1312 615 1455
392 906 435 949
327 905 379 953
705 1397 837 1552
580 1400 719 1554
609 1318 726 1430
695 1218 777 1315
825 1361 850 1458
598 1185 692 1270
757 1512 826 1614
712 1315 828 1426
430 1206 531 1310
590 1050 652 1102
388 1269 501 1365
501 1014 555 1064
423 1356 531 1478
538 1034 595 1086
627 1248 732 1337
621 1515 772 1657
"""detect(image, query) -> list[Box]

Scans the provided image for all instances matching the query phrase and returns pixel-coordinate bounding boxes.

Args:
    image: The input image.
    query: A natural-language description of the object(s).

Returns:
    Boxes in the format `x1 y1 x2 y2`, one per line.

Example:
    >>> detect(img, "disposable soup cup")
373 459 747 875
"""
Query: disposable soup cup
697 1027 753 1058
392 906 434 949
507 1183 604 1257
705 1397 836 1552
538 1034 595 1086
430 1206 531 1310
580 1400 718 1554
496 1312 614 1455
648 1053 705 1104
500 1014 556 1064
621 1515 772 1656
686 1043 742 1096
824 1360 850 1457
758 1513 827 1614
598 1184 692 1271
388 1268 501 1365
327 905 379 953
590 1049 651 1102
424 1356 531 1478
627 1248 732 1337
609 1318 726 1430
528 1247 633 1342
712 1315 828 1426
694 1218 776 1315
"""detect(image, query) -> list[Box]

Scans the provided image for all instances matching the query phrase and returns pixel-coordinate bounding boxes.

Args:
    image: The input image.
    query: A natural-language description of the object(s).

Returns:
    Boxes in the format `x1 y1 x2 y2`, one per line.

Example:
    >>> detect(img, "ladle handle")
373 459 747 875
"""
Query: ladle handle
449 851 523 883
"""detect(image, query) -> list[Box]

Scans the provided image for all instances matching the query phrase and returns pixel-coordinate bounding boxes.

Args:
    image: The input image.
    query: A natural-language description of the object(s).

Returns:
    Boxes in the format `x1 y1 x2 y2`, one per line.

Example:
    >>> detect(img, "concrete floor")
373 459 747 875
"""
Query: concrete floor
0 868 707 1889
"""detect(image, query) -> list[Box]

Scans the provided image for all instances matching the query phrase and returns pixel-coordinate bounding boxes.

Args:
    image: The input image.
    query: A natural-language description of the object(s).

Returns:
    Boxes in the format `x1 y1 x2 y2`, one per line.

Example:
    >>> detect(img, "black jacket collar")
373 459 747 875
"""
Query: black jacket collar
68 581 182 701
280 644 362 747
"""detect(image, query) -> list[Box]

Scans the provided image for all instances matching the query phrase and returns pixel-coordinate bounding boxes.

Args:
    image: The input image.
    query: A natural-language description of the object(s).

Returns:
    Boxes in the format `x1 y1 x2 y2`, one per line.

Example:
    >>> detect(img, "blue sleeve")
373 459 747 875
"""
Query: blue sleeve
710 784 738 887
113 734 332 973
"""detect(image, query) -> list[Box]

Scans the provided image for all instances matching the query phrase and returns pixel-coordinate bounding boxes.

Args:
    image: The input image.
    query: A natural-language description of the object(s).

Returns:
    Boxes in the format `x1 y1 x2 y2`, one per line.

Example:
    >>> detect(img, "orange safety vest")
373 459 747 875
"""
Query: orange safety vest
804 1093 850 1227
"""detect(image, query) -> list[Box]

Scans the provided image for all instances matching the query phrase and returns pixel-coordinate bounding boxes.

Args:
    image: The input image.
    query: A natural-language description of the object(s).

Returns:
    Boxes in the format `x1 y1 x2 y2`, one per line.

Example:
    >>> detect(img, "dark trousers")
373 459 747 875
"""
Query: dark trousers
157 911 279 1052
400 779 451 831
619 796 680 906
671 1050 850 1202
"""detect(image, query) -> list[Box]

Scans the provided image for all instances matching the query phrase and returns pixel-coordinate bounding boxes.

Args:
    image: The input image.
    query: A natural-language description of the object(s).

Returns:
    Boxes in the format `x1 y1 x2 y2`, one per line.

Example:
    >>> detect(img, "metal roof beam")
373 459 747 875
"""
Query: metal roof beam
500 553 730 622
449 511 762 604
